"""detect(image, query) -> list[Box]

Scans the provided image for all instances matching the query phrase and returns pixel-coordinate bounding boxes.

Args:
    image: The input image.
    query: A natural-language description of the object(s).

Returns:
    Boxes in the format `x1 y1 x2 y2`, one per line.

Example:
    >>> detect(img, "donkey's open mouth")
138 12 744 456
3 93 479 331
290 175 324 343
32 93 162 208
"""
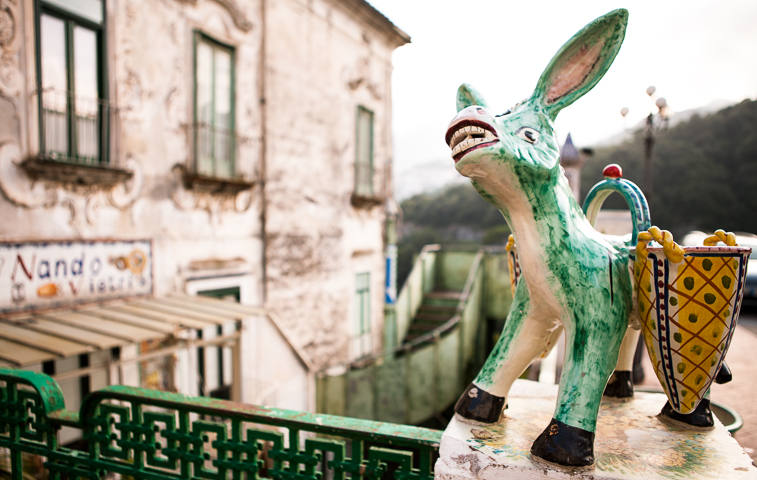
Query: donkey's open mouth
446 121 499 163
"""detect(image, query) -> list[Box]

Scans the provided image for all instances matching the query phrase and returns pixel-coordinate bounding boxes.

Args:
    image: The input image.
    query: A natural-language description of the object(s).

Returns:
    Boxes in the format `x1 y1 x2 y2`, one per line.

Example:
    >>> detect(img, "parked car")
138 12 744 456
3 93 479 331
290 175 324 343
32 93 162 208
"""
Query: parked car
682 231 757 307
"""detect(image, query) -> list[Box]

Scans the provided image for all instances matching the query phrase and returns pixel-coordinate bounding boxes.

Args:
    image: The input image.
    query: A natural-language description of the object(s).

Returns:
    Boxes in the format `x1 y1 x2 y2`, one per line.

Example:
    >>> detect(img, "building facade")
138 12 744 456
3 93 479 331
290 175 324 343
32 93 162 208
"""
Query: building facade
0 0 408 405
262 0 407 368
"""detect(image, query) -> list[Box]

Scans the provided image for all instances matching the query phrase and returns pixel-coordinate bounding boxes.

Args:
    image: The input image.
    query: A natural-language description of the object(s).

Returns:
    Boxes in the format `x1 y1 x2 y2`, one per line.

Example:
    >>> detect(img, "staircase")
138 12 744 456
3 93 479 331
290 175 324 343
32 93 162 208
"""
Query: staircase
403 291 461 343
316 245 512 426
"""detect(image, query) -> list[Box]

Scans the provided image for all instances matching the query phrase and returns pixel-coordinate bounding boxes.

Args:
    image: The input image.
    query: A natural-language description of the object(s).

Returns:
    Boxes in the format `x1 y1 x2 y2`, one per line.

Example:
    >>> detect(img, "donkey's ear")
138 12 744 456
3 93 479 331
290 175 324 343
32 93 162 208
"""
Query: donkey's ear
456 84 490 112
533 9 628 120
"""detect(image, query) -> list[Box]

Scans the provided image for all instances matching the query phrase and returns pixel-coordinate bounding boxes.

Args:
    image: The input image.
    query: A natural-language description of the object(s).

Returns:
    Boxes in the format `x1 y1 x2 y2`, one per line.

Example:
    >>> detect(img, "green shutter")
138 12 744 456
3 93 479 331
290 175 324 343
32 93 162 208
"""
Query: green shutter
194 33 236 178
354 273 371 357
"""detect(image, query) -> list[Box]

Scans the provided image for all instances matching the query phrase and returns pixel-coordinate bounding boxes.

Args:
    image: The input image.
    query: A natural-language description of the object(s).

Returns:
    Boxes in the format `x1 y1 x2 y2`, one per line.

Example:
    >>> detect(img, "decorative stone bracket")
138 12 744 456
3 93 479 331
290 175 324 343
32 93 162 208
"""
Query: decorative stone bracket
170 164 256 223
0 0 21 97
0 141 143 233
176 0 253 32
350 193 384 209
179 166 256 195
20 157 134 186
346 56 382 101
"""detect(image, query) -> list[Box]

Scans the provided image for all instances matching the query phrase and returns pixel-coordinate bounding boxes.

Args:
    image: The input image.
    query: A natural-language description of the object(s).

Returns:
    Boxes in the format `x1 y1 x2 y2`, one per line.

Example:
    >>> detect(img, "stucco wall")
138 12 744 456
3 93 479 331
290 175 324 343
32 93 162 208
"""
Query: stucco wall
0 0 264 303
263 0 397 368
0 0 405 373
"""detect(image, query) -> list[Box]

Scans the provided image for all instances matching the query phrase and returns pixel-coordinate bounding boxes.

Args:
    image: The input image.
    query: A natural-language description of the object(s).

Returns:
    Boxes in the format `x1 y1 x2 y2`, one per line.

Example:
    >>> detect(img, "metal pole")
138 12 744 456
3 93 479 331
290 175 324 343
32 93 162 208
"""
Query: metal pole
644 113 654 203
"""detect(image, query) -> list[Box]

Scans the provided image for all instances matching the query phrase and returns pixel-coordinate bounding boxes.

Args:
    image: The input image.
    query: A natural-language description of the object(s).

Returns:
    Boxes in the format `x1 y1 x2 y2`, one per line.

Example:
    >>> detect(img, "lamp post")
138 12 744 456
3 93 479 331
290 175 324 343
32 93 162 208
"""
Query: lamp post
620 86 671 203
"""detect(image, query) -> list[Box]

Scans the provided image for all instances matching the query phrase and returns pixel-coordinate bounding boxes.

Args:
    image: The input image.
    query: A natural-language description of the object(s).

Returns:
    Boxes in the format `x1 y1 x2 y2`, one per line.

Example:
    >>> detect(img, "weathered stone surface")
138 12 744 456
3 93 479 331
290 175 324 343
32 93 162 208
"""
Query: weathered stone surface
263 0 403 368
436 380 757 480
0 0 263 302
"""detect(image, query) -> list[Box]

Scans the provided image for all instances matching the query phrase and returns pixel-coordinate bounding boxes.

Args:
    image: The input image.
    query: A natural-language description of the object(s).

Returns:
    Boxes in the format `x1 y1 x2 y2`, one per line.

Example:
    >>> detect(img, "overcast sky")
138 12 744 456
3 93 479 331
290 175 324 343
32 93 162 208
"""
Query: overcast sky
367 1 757 174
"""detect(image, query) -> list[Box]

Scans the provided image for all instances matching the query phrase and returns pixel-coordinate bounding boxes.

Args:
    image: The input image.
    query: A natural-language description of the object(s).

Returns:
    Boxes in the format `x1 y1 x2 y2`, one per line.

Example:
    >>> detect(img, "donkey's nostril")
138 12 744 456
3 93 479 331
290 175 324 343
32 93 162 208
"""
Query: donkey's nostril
476 108 486 115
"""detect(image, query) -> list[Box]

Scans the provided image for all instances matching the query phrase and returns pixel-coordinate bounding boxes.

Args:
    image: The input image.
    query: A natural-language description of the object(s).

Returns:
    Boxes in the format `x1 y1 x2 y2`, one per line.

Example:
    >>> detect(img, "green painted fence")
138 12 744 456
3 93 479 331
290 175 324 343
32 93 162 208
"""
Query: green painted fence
317 246 511 425
0 368 441 480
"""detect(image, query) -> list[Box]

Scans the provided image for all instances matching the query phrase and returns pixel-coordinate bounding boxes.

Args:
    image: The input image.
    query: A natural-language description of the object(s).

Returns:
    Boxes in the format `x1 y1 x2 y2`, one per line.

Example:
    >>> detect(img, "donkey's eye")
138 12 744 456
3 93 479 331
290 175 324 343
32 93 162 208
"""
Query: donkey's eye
516 127 539 144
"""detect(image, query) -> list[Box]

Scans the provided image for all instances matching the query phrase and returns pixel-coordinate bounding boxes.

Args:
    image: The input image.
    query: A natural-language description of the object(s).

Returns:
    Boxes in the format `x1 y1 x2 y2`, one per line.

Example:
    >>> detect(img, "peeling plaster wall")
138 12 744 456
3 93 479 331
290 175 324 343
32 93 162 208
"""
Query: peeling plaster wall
0 0 403 373
0 0 264 303
264 0 397 369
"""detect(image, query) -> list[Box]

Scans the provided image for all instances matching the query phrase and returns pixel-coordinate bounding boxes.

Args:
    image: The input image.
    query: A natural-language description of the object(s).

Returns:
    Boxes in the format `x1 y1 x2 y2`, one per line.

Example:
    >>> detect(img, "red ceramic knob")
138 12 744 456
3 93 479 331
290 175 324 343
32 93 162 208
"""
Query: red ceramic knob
603 164 622 179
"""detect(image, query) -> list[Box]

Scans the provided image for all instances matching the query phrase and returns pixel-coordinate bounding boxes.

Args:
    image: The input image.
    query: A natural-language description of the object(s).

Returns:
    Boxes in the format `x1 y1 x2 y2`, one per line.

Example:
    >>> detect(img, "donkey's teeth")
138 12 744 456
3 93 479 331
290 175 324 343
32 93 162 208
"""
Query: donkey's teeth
449 125 493 150
450 130 497 158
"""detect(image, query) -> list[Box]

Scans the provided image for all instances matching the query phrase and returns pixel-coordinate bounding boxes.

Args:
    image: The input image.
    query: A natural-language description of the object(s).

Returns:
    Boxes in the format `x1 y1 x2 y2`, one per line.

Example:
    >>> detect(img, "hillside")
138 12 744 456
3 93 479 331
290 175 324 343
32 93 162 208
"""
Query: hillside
592 99 735 147
580 99 757 238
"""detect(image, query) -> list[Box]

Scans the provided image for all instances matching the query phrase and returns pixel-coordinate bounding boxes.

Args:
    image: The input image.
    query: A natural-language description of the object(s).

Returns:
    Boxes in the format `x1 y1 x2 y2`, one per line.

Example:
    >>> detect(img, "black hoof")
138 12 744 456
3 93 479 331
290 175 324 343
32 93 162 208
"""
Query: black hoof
603 371 633 400
531 418 595 468
715 362 732 384
454 383 505 424
659 398 714 430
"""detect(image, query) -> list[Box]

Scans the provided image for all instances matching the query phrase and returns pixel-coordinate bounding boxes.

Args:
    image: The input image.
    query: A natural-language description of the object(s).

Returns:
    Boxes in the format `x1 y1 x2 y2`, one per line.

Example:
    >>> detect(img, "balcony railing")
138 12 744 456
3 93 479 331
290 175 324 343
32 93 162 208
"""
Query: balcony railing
192 122 236 178
39 88 113 166
354 161 373 197
0 368 441 480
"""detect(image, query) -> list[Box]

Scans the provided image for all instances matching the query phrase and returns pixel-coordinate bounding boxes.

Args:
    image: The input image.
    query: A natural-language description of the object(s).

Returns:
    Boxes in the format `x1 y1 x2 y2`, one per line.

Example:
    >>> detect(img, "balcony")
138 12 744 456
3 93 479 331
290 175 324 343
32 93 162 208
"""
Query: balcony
351 162 383 208
21 89 132 186
39 88 110 165
182 122 255 194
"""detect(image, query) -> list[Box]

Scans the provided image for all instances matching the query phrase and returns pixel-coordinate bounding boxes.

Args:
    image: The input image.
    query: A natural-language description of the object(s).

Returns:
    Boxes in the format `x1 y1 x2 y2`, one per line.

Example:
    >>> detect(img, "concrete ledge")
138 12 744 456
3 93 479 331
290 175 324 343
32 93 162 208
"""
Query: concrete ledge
21 157 133 186
435 380 757 479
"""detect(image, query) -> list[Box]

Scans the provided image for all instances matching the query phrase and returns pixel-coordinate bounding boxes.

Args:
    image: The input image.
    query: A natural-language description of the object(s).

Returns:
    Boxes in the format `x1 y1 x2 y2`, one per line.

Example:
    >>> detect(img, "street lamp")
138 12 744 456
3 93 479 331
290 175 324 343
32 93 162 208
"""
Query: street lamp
620 86 671 203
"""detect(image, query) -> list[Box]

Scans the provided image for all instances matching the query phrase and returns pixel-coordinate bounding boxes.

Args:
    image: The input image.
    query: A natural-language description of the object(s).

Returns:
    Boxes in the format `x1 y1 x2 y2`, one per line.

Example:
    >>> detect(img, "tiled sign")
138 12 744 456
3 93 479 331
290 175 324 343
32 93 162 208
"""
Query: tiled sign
0 239 153 314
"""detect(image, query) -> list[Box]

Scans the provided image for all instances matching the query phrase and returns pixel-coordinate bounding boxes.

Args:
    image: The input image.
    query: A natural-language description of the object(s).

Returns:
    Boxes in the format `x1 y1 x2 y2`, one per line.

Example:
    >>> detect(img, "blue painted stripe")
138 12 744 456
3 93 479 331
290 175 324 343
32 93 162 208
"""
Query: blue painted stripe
663 256 677 407
653 253 678 408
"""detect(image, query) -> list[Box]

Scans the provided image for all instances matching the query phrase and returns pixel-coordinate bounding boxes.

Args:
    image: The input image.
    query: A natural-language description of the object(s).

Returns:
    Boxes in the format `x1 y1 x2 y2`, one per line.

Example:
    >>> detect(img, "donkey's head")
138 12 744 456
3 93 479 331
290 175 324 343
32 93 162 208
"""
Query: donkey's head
445 9 628 200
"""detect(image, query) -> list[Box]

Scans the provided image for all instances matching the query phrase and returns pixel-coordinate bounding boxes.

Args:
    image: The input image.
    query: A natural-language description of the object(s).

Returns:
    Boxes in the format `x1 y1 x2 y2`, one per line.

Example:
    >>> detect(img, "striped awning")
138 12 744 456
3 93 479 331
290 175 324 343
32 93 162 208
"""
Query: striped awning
0 295 248 368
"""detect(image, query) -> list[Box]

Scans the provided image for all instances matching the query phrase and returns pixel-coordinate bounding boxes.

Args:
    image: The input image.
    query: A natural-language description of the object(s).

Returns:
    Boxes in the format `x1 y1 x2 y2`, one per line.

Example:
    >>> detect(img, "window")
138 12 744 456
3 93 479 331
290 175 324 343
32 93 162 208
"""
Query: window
194 33 235 178
37 0 109 165
355 106 374 196
353 273 372 358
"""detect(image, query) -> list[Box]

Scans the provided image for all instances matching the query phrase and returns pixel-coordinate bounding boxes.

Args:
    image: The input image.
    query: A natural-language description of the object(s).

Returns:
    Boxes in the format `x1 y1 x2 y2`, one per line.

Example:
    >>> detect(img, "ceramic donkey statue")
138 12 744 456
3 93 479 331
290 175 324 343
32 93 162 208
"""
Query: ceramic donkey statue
445 9 649 470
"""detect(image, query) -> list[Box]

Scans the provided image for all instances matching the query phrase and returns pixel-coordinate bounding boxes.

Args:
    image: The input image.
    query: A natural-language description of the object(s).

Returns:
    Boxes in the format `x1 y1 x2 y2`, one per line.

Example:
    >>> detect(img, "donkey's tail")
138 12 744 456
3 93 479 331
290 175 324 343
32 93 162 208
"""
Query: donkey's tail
582 165 651 248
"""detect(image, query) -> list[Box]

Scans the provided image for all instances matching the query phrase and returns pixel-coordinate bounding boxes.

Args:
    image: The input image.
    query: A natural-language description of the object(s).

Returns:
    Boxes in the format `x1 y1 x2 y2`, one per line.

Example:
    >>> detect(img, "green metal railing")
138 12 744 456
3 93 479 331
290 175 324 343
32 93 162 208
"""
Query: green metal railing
39 88 113 166
317 246 511 425
0 368 441 480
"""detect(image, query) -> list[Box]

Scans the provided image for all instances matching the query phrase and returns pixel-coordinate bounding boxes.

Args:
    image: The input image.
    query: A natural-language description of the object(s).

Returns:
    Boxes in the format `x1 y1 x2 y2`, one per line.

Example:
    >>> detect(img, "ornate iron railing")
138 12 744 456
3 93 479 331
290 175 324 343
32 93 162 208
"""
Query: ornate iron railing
39 88 114 166
191 122 238 179
0 368 440 480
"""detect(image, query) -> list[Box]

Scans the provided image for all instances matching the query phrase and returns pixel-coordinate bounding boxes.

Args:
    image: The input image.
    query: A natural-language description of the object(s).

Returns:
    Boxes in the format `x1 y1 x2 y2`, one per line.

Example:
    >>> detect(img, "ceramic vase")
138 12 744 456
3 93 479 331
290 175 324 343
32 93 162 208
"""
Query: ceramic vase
635 245 751 413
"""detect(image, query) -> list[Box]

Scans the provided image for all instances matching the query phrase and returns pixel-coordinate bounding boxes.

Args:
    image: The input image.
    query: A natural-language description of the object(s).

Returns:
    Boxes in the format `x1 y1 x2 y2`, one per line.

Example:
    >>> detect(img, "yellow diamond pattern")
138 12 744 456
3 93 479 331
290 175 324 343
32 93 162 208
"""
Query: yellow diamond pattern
636 252 743 414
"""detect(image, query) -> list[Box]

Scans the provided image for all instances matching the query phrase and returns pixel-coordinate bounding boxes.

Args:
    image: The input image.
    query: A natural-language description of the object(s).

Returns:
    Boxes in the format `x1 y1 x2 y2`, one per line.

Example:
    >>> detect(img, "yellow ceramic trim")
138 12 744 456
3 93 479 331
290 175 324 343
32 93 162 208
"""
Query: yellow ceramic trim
636 227 739 266
636 226 685 264
506 234 515 252
703 229 738 247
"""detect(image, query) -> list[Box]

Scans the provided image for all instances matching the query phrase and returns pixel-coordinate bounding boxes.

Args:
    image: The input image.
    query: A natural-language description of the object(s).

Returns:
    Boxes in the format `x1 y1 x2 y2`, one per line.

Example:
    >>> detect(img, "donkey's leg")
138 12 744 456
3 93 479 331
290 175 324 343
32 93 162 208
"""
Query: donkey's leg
604 326 639 400
531 319 625 468
455 283 561 424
